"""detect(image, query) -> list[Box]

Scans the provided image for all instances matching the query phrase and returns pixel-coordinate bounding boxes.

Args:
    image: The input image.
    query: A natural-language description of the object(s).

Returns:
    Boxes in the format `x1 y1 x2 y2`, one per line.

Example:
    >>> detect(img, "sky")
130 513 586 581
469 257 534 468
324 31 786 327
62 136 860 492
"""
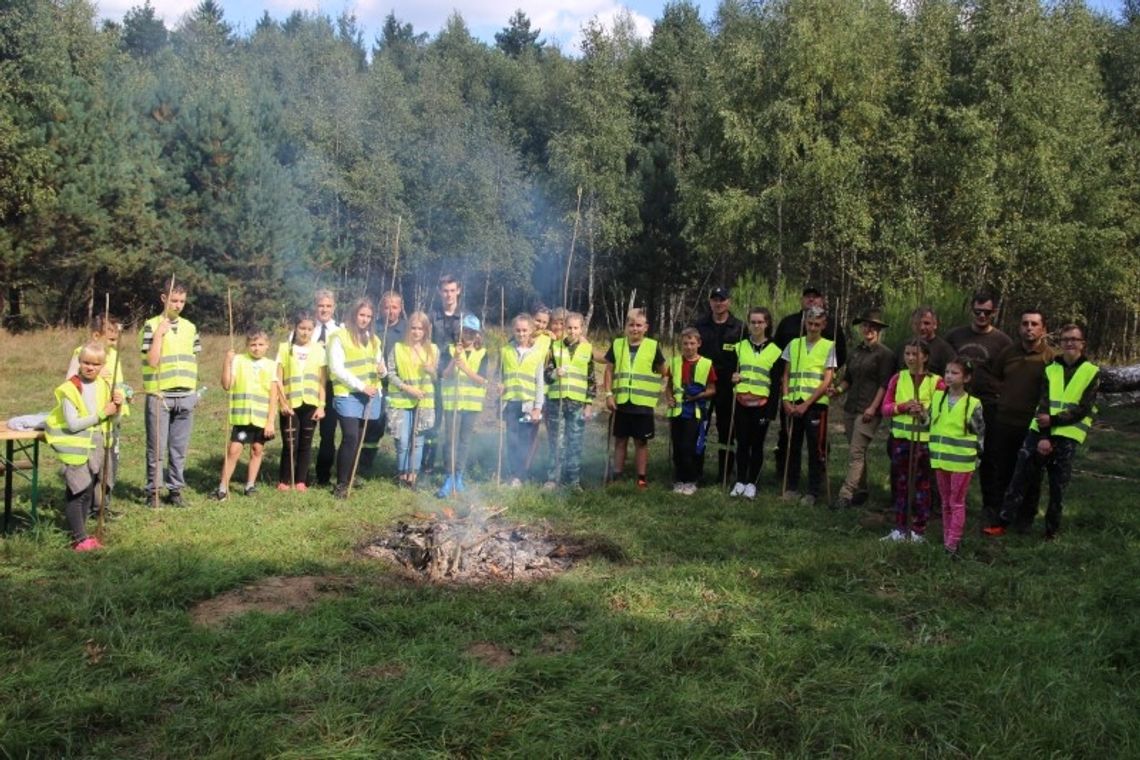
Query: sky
93 0 1127 54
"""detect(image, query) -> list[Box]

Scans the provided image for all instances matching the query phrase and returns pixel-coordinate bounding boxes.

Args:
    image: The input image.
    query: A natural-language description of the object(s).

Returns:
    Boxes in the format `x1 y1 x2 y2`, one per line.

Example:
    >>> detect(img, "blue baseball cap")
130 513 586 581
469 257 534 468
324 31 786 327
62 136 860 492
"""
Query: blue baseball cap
461 314 482 332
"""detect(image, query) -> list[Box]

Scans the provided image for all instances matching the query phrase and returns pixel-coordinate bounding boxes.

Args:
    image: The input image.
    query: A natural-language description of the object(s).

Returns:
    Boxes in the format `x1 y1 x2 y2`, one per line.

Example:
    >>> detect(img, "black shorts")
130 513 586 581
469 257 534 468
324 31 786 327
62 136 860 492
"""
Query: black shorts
230 424 268 445
613 409 655 440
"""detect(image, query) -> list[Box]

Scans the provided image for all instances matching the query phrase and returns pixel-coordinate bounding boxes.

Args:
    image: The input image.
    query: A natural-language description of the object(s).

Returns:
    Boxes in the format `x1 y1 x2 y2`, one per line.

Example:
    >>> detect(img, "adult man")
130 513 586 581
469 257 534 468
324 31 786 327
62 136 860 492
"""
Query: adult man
773 286 847 477
995 324 1098 539
981 309 1055 534
312 289 342 486
945 290 1012 525
832 309 895 509
690 286 745 484
894 306 955 376
425 275 464 474
359 291 407 472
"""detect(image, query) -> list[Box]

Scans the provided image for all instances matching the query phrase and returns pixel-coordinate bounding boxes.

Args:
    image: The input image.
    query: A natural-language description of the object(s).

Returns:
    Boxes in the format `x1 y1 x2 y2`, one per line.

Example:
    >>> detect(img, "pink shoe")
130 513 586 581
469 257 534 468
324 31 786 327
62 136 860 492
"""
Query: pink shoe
277 483 292 492
73 537 103 552
294 483 308 493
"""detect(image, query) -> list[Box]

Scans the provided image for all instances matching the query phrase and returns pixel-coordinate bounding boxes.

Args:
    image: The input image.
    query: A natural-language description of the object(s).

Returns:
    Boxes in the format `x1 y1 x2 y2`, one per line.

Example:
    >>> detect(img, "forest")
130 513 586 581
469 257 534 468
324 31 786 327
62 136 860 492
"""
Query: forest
2 0 1140 356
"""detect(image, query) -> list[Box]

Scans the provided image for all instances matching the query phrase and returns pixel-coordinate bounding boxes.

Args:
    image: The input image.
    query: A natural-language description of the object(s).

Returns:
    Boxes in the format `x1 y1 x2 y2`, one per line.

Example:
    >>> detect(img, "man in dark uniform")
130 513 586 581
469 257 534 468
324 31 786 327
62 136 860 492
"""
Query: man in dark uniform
690 287 745 484
772 286 847 479
424 275 463 474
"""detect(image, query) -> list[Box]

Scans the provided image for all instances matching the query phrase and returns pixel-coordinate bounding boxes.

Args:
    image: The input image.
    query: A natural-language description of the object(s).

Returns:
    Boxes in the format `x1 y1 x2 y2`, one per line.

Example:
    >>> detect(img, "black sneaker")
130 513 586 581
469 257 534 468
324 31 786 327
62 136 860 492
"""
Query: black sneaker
211 489 228 502
333 485 349 500
243 484 257 496
166 491 185 507
830 496 852 511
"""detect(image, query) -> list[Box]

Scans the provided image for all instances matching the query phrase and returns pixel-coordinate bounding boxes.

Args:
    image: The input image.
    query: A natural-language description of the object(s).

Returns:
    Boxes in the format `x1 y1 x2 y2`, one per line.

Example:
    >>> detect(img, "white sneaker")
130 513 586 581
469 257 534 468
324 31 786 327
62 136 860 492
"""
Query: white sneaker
743 483 757 500
730 482 746 497
881 529 908 542
683 483 698 495
672 482 685 494
909 532 926 544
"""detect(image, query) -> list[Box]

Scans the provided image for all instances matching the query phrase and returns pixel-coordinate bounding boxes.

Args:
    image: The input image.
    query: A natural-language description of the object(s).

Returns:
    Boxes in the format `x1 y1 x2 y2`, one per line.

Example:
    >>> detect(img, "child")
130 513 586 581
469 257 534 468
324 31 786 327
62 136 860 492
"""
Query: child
438 314 488 497
532 306 553 357
544 311 595 490
275 311 327 491
328 298 385 498
499 313 545 487
45 343 124 550
67 315 131 516
604 308 666 489
929 357 984 555
880 339 944 542
542 308 568 467
386 311 438 489
996 324 1099 540
780 306 837 505
140 281 201 507
730 308 782 499
665 327 716 495
215 329 278 500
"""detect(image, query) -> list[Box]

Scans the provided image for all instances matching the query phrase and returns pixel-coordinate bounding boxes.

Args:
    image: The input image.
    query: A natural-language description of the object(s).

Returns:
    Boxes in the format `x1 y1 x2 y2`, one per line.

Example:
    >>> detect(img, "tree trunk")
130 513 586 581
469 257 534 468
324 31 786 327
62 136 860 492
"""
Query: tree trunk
584 229 596 331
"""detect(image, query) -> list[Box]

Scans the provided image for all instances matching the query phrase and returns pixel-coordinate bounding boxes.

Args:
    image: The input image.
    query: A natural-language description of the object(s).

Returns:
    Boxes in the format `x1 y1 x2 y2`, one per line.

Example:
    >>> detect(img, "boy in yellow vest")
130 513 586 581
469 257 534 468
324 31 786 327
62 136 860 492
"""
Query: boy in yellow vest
439 314 488 497
604 308 667 489
45 343 124 550
544 311 595 490
141 282 201 507
666 327 716 495
997 324 1099 539
214 329 278 500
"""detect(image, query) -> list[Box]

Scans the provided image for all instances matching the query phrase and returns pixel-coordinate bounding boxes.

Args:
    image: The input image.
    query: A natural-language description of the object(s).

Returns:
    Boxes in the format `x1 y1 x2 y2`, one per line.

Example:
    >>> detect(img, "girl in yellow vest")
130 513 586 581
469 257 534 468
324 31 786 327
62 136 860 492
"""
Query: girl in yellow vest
499 313 546 486
275 311 327 492
45 343 124 551
214 329 278 500
329 298 385 498
929 357 984 555
544 311 595 490
880 339 944 542
730 307 782 499
541 307 568 469
66 315 131 516
386 311 438 489
438 314 488 497
603 308 666 489
666 327 716 495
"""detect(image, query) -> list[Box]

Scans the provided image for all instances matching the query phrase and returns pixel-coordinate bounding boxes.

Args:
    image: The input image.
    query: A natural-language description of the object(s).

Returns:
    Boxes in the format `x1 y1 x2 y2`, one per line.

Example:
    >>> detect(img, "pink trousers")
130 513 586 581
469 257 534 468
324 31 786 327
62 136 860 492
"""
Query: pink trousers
936 469 973 551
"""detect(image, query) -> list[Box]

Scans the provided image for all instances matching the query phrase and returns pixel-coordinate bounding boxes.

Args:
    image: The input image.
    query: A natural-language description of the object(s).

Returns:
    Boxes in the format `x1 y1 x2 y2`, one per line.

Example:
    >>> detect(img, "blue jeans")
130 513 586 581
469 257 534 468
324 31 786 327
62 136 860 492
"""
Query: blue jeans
392 408 426 475
546 402 586 485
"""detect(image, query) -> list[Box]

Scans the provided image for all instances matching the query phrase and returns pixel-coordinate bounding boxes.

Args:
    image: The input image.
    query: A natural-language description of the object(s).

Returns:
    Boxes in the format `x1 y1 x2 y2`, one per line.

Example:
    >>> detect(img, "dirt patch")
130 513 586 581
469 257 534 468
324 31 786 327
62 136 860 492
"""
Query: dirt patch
535 629 579 655
190 575 351 628
358 506 623 585
466 641 515 669
355 662 408 680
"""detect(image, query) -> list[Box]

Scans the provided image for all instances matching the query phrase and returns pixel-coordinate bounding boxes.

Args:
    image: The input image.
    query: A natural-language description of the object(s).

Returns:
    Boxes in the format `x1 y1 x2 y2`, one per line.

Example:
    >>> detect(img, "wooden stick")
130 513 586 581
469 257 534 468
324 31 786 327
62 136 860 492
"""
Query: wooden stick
286 413 297 487
496 399 506 486
602 410 615 486
153 274 176 509
722 320 746 492
226 286 234 351
98 293 113 539
347 389 374 498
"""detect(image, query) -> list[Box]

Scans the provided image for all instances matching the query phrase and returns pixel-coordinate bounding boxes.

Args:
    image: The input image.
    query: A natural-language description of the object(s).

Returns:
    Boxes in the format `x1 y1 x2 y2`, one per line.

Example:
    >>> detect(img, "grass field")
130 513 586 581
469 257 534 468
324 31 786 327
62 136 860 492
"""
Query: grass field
2 329 1138 757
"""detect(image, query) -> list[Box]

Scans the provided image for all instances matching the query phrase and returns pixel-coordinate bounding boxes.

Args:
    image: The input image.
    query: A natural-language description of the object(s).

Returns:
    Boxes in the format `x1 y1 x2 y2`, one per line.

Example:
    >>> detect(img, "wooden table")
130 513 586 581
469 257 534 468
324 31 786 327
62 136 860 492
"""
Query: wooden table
1 422 44 533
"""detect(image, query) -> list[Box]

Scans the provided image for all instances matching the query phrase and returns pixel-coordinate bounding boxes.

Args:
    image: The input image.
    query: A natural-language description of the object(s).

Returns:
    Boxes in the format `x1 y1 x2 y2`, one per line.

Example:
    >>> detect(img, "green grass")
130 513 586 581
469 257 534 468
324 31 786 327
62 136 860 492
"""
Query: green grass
2 329 1138 757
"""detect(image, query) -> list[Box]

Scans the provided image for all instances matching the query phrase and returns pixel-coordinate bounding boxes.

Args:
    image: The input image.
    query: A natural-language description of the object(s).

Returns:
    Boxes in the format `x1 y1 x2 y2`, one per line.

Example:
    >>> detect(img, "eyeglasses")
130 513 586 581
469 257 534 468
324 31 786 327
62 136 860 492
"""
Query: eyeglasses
973 309 995 317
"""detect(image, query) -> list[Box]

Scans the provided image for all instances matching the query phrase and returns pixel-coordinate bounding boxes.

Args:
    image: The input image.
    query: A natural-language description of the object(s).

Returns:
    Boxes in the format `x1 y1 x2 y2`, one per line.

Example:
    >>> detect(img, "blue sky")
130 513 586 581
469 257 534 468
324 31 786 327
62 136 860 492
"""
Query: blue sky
95 0 1126 54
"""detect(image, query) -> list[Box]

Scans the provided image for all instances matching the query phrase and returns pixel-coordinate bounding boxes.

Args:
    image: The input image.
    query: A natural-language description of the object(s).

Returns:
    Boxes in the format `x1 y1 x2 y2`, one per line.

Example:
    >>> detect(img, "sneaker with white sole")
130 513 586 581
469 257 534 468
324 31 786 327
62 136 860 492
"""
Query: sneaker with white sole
743 483 757 500
683 483 698 495
672 482 685 494
881 528 908 542
909 532 926 544
729 482 746 497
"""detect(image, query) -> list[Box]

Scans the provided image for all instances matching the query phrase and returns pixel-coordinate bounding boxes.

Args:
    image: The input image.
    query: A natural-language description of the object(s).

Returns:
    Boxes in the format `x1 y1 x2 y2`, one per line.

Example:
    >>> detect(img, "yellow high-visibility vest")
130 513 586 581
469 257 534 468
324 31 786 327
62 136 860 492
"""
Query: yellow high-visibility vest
666 355 712 419
277 341 325 409
1029 361 1099 443
140 316 198 393
441 346 487 412
548 341 593 403
890 372 941 442
389 342 438 410
929 390 982 472
734 340 782 397
45 377 112 465
501 344 544 402
612 337 661 408
783 337 835 406
329 332 381 398
228 355 274 427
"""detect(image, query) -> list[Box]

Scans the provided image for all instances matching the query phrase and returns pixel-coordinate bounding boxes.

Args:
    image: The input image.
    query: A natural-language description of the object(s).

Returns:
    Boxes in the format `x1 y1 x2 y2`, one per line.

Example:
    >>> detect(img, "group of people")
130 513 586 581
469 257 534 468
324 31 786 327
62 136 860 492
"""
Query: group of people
45 277 1098 557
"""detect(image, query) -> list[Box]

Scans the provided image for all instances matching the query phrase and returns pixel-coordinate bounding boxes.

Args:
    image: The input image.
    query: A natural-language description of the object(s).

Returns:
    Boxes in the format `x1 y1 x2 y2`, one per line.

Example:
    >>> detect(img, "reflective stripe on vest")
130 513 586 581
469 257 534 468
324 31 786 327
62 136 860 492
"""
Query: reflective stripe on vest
928 390 981 472
140 316 198 393
889 372 940 441
277 341 325 408
613 337 661 408
45 377 111 465
389 342 438 410
548 341 593 403
783 337 834 406
501 344 544 402
330 333 381 398
667 355 711 418
734 340 782 397
1029 361 1099 443
441 346 487 412
228 355 274 426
